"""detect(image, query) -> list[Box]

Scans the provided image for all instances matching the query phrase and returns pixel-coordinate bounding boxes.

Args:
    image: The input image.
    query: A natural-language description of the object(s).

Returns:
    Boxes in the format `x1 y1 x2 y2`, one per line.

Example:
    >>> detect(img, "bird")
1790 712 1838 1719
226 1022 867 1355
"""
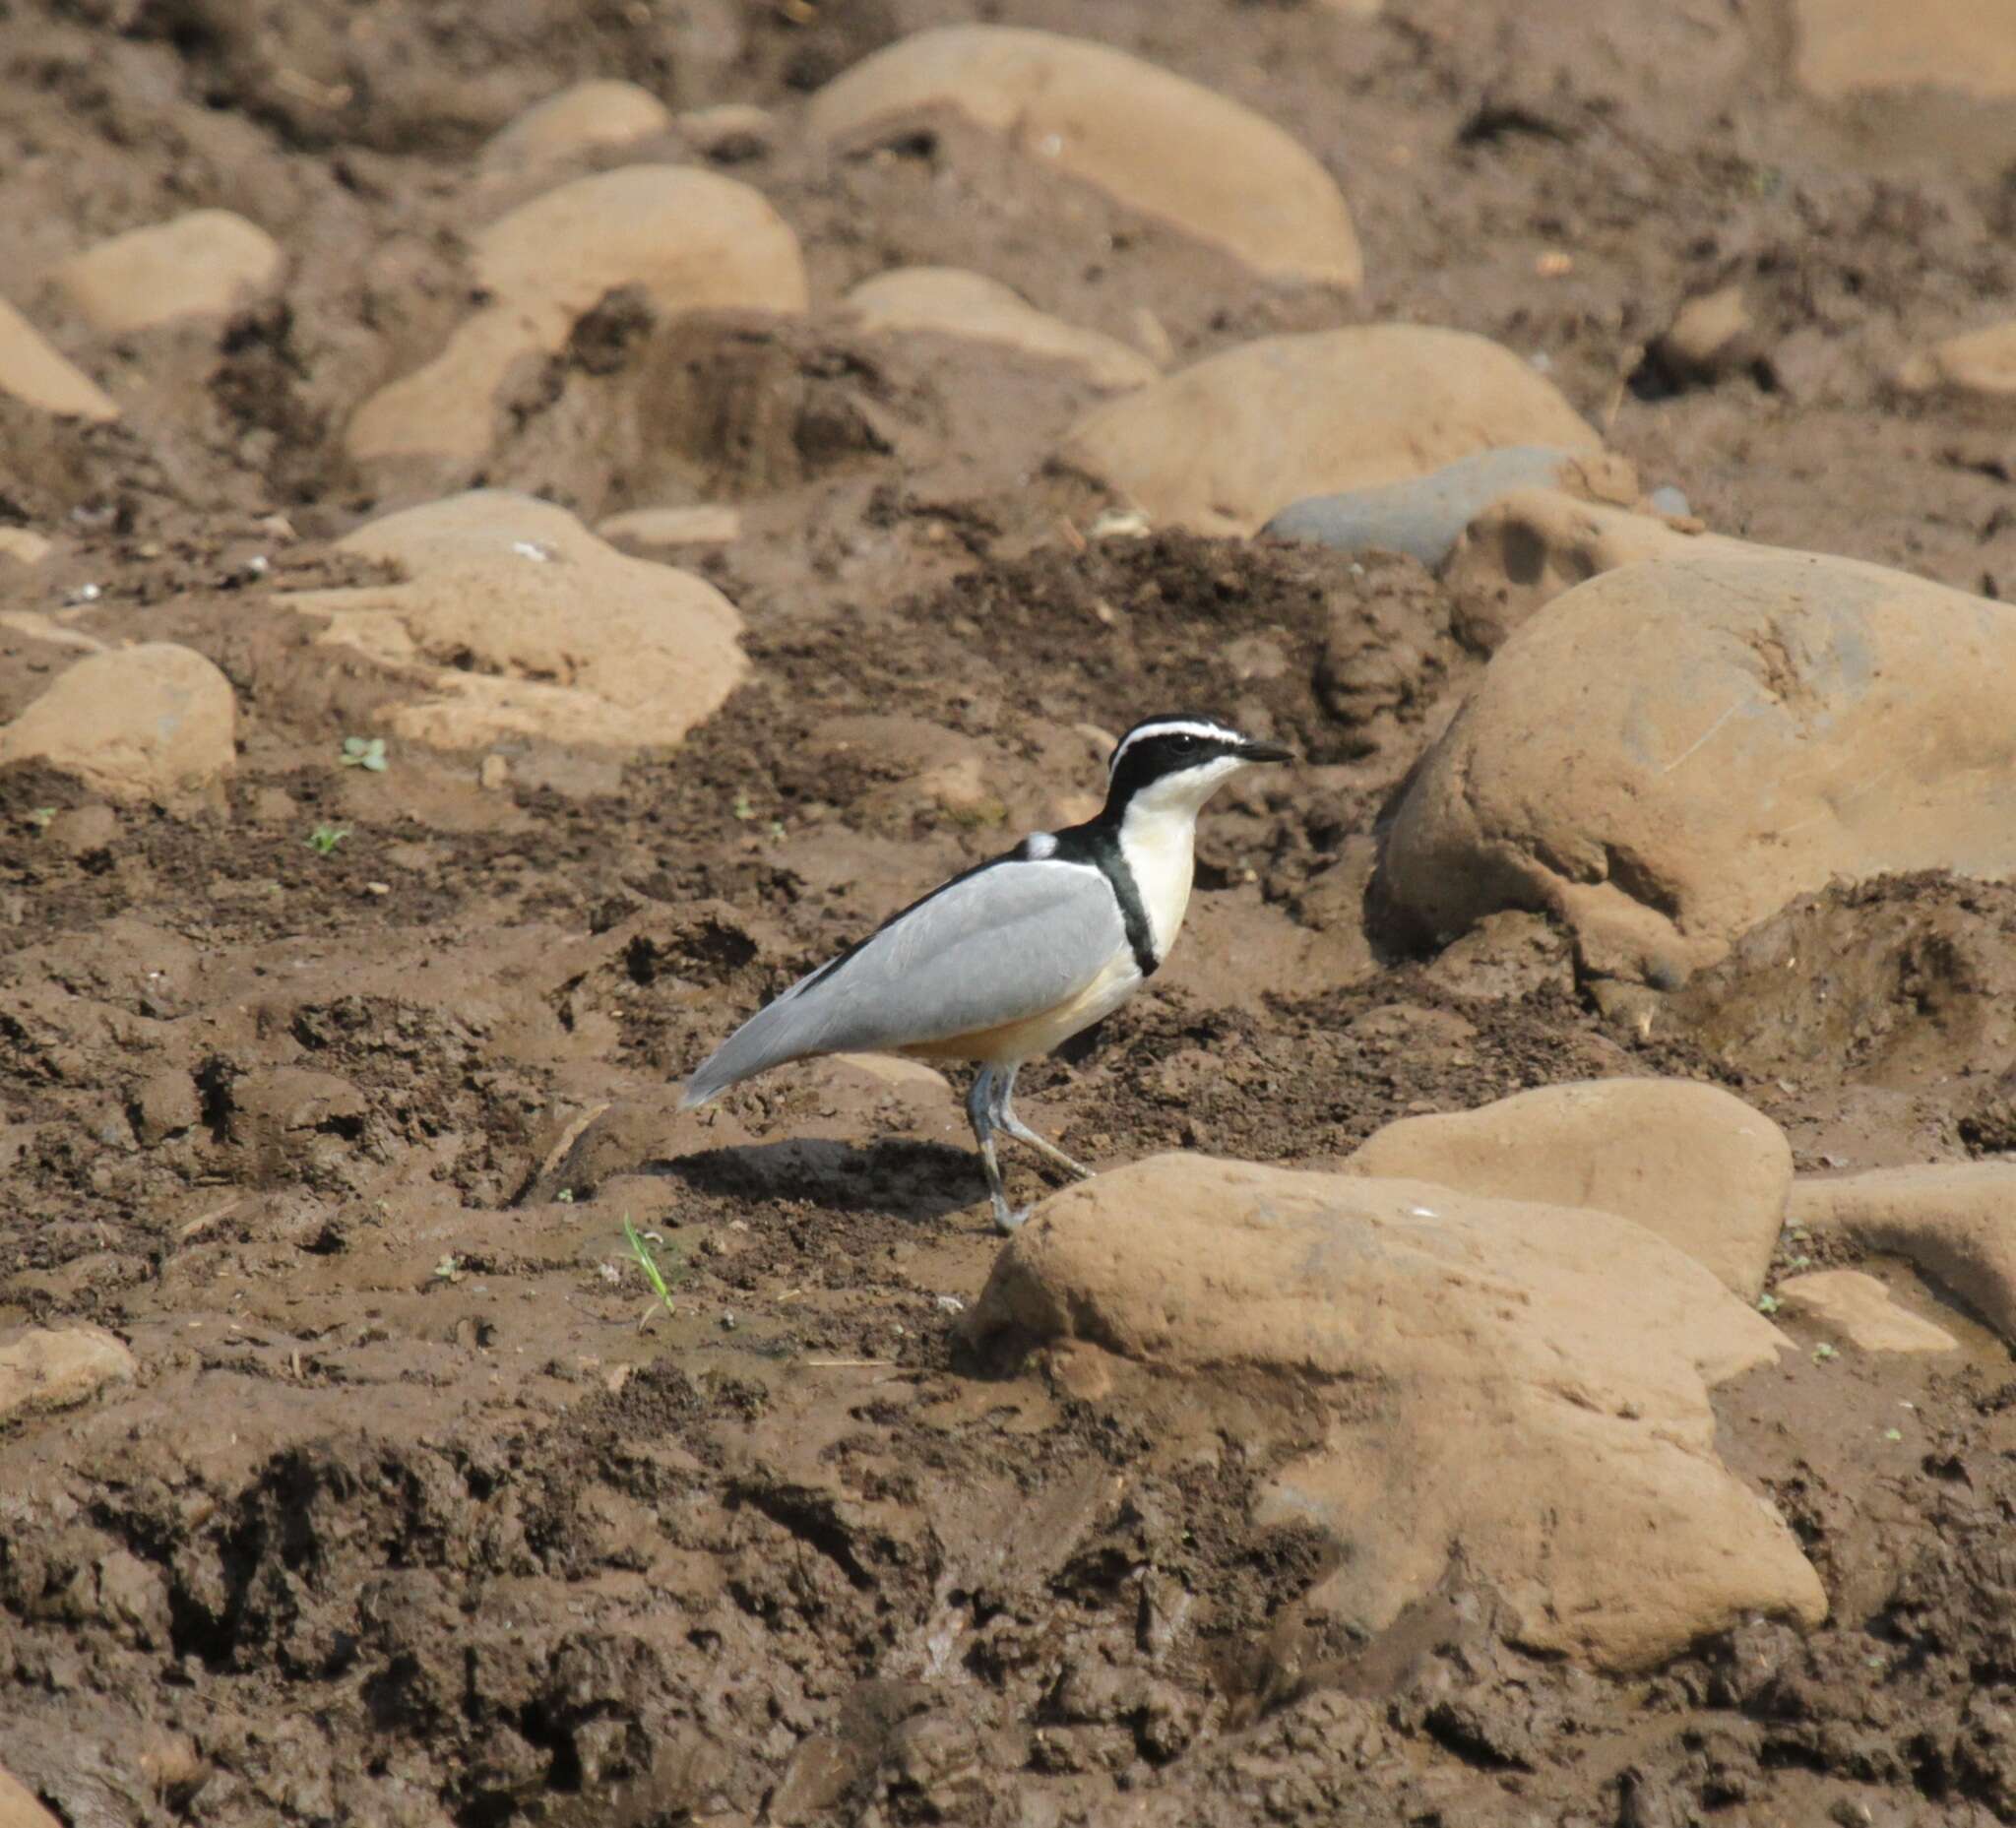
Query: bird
679 714 1293 1231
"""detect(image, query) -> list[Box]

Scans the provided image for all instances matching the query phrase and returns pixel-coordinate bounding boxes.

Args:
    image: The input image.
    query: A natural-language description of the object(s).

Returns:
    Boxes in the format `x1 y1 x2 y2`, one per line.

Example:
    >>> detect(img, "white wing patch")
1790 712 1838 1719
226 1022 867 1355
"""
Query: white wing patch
1024 832 1058 858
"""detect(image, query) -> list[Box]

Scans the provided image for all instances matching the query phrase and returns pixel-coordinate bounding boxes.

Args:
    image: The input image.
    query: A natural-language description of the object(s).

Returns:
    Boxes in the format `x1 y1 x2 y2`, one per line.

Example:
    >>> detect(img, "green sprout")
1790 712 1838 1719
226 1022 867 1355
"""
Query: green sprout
341 735 389 772
307 824 350 855
1812 1341 1838 1363
623 1217 681 1323
1756 1292 1781 1315
26 806 55 831
1883 1427 1904 1442
555 1187 574 1204
731 788 755 821
433 1253 463 1283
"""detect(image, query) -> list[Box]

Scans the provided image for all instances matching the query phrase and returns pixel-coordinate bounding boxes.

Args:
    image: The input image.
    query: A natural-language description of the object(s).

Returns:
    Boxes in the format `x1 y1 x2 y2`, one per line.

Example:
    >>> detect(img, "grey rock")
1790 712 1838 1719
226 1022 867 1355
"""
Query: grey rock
1649 484 1691 519
1263 445 1586 566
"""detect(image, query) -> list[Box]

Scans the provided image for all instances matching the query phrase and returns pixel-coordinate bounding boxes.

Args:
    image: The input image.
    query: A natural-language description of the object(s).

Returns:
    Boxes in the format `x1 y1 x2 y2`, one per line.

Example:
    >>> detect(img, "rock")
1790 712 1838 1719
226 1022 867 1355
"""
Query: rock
845 268 1159 391
479 81 672 178
0 529 51 566
49 210 284 338
286 490 747 753
133 1070 201 1147
1654 284 1755 382
231 1067 367 1136
1648 484 1692 518
1378 548 2016 982
0 1764 60 1828
1058 327 1599 536
677 103 777 161
1792 0 2016 100
347 166 807 480
1264 444 1612 567
808 26 1361 291
1345 1079 1792 1298
597 504 742 550
1897 320 2016 405
0 644 236 804
1775 1270 1960 1355
0 297 118 421
972 1155 1823 1670
0 1325 136 1421
1443 487 1749 654
1791 1165 2016 1345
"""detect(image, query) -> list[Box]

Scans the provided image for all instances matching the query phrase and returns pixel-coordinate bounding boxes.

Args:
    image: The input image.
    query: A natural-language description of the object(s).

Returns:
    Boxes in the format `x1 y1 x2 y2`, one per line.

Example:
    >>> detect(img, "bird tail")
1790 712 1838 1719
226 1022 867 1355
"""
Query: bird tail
678 979 833 1109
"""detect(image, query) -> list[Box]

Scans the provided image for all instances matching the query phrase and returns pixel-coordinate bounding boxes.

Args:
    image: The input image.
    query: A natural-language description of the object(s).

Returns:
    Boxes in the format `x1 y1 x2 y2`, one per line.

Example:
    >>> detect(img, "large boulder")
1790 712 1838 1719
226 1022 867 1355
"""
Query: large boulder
0 298 117 421
1792 0 2016 100
50 210 284 338
1791 1165 2016 1345
1345 1078 1792 1297
285 490 747 754
844 268 1158 391
1379 549 2016 982
0 644 236 803
807 26 1361 291
1058 327 1599 536
973 1155 1824 1671
346 166 807 482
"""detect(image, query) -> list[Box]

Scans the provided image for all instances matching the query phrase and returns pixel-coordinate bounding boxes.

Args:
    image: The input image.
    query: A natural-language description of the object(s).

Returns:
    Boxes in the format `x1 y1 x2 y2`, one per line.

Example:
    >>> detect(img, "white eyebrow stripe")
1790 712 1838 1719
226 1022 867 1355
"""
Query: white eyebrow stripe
1107 718 1242 777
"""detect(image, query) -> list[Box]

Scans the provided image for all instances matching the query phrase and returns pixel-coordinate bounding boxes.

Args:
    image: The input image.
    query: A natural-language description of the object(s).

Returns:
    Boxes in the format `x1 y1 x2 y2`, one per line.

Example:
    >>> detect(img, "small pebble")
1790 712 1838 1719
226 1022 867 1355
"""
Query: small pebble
1648 484 1691 518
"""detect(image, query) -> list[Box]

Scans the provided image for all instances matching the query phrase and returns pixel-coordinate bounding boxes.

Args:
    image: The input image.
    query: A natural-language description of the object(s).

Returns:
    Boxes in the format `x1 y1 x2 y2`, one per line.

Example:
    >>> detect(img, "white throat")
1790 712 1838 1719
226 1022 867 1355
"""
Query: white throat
1114 757 1244 961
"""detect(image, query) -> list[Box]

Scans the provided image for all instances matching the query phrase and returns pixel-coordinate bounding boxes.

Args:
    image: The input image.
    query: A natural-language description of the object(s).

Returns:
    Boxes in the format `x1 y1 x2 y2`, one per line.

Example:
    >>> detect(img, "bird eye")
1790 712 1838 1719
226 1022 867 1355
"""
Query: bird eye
1170 733 1197 751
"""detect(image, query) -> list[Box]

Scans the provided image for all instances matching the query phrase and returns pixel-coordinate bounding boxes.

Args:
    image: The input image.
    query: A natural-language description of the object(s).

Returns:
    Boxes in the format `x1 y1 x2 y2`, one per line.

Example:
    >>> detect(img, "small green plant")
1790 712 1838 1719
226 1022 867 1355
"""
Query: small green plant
1756 1292 1780 1315
623 1217 682 1323
555 1187 574 1204
341 735 389 772
1812 1341 1838 1363
433 1253 464 1283
1883 1427 1904 1442
307 824 350 855
26 806 55 831
731 788 755 821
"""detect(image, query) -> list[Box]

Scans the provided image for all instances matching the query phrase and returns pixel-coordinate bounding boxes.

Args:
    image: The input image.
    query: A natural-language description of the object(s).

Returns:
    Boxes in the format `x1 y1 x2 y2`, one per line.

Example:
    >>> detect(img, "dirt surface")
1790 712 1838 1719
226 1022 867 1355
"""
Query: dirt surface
7 1 2016 1823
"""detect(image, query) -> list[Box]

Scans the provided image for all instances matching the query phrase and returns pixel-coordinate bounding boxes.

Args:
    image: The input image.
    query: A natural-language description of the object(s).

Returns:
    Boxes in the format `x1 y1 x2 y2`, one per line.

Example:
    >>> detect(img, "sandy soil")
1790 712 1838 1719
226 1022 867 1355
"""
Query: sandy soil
6 2 2016 1823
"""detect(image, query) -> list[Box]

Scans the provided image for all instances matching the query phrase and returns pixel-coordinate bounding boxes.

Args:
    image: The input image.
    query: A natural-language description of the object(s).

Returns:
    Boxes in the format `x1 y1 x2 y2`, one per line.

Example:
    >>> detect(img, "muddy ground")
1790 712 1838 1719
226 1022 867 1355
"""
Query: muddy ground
7 1 2016 1823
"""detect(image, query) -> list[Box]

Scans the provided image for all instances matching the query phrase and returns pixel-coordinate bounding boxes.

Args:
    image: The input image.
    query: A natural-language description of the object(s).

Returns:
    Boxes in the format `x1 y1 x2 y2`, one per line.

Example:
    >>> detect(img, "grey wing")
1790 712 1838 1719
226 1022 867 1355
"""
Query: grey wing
680 858 1125 1104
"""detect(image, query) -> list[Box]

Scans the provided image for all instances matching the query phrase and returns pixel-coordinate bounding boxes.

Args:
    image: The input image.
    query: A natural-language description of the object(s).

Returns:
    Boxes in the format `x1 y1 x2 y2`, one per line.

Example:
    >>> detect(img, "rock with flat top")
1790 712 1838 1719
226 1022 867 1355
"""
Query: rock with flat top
51 210 284 338
1059 327 1599 536
480 81 672 178
846 268 1158 391
1793 0 2016 100
1776 1270 1960 1354
809 26 1361 291
286 489 746 754
1345 1078 1792 1297
973 1154 1823 1671
0 644 236 803
1791 1165 2016 1344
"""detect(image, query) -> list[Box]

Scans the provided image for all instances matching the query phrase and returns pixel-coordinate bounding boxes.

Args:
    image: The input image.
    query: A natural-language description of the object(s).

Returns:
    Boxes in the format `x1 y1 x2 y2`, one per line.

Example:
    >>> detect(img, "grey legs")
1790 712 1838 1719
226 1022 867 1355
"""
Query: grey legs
966 1063 1093 1235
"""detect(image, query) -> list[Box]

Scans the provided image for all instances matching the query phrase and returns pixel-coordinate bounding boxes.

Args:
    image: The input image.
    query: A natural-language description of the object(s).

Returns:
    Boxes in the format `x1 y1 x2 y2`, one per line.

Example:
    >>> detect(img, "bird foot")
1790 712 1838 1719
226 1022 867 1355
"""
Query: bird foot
991 1201 1033 1236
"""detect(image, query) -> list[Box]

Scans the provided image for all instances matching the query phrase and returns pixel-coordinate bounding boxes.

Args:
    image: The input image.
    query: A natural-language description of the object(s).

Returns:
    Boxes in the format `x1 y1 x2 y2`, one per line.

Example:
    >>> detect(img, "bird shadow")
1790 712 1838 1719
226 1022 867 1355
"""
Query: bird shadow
654 1135 987 1224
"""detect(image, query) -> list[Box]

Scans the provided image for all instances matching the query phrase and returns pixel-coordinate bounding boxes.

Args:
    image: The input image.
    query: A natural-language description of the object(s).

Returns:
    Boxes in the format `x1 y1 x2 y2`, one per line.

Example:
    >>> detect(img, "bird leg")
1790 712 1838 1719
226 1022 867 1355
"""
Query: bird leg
966 1065 1027 1234
991 1064 1093 1182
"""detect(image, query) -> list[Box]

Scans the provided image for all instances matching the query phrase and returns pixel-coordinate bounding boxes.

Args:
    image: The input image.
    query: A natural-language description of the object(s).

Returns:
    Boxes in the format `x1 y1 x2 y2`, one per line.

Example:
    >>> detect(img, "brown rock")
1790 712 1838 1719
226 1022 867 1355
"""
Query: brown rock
133 1070 201 1147
1897 320 2016 405
1058 327 1599 536
973 1155 1822 1670
0 297 117 421
597 504 742 551
1791 1165 2016 1344
0 1325 136 1421
286 490 747 754
1793 0 2016 100
1655 284 1755 380
346 165 807 480
479 81 672 179
0 1765 61 1828
1345 1078 1792 1297
845 268 1159 391
1444 487 1749 654
0 530 53 566
0 643 237 804
1379 549 2016 982
1775 1270 1960 1354
808 26 1361 291
50 210 284 338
